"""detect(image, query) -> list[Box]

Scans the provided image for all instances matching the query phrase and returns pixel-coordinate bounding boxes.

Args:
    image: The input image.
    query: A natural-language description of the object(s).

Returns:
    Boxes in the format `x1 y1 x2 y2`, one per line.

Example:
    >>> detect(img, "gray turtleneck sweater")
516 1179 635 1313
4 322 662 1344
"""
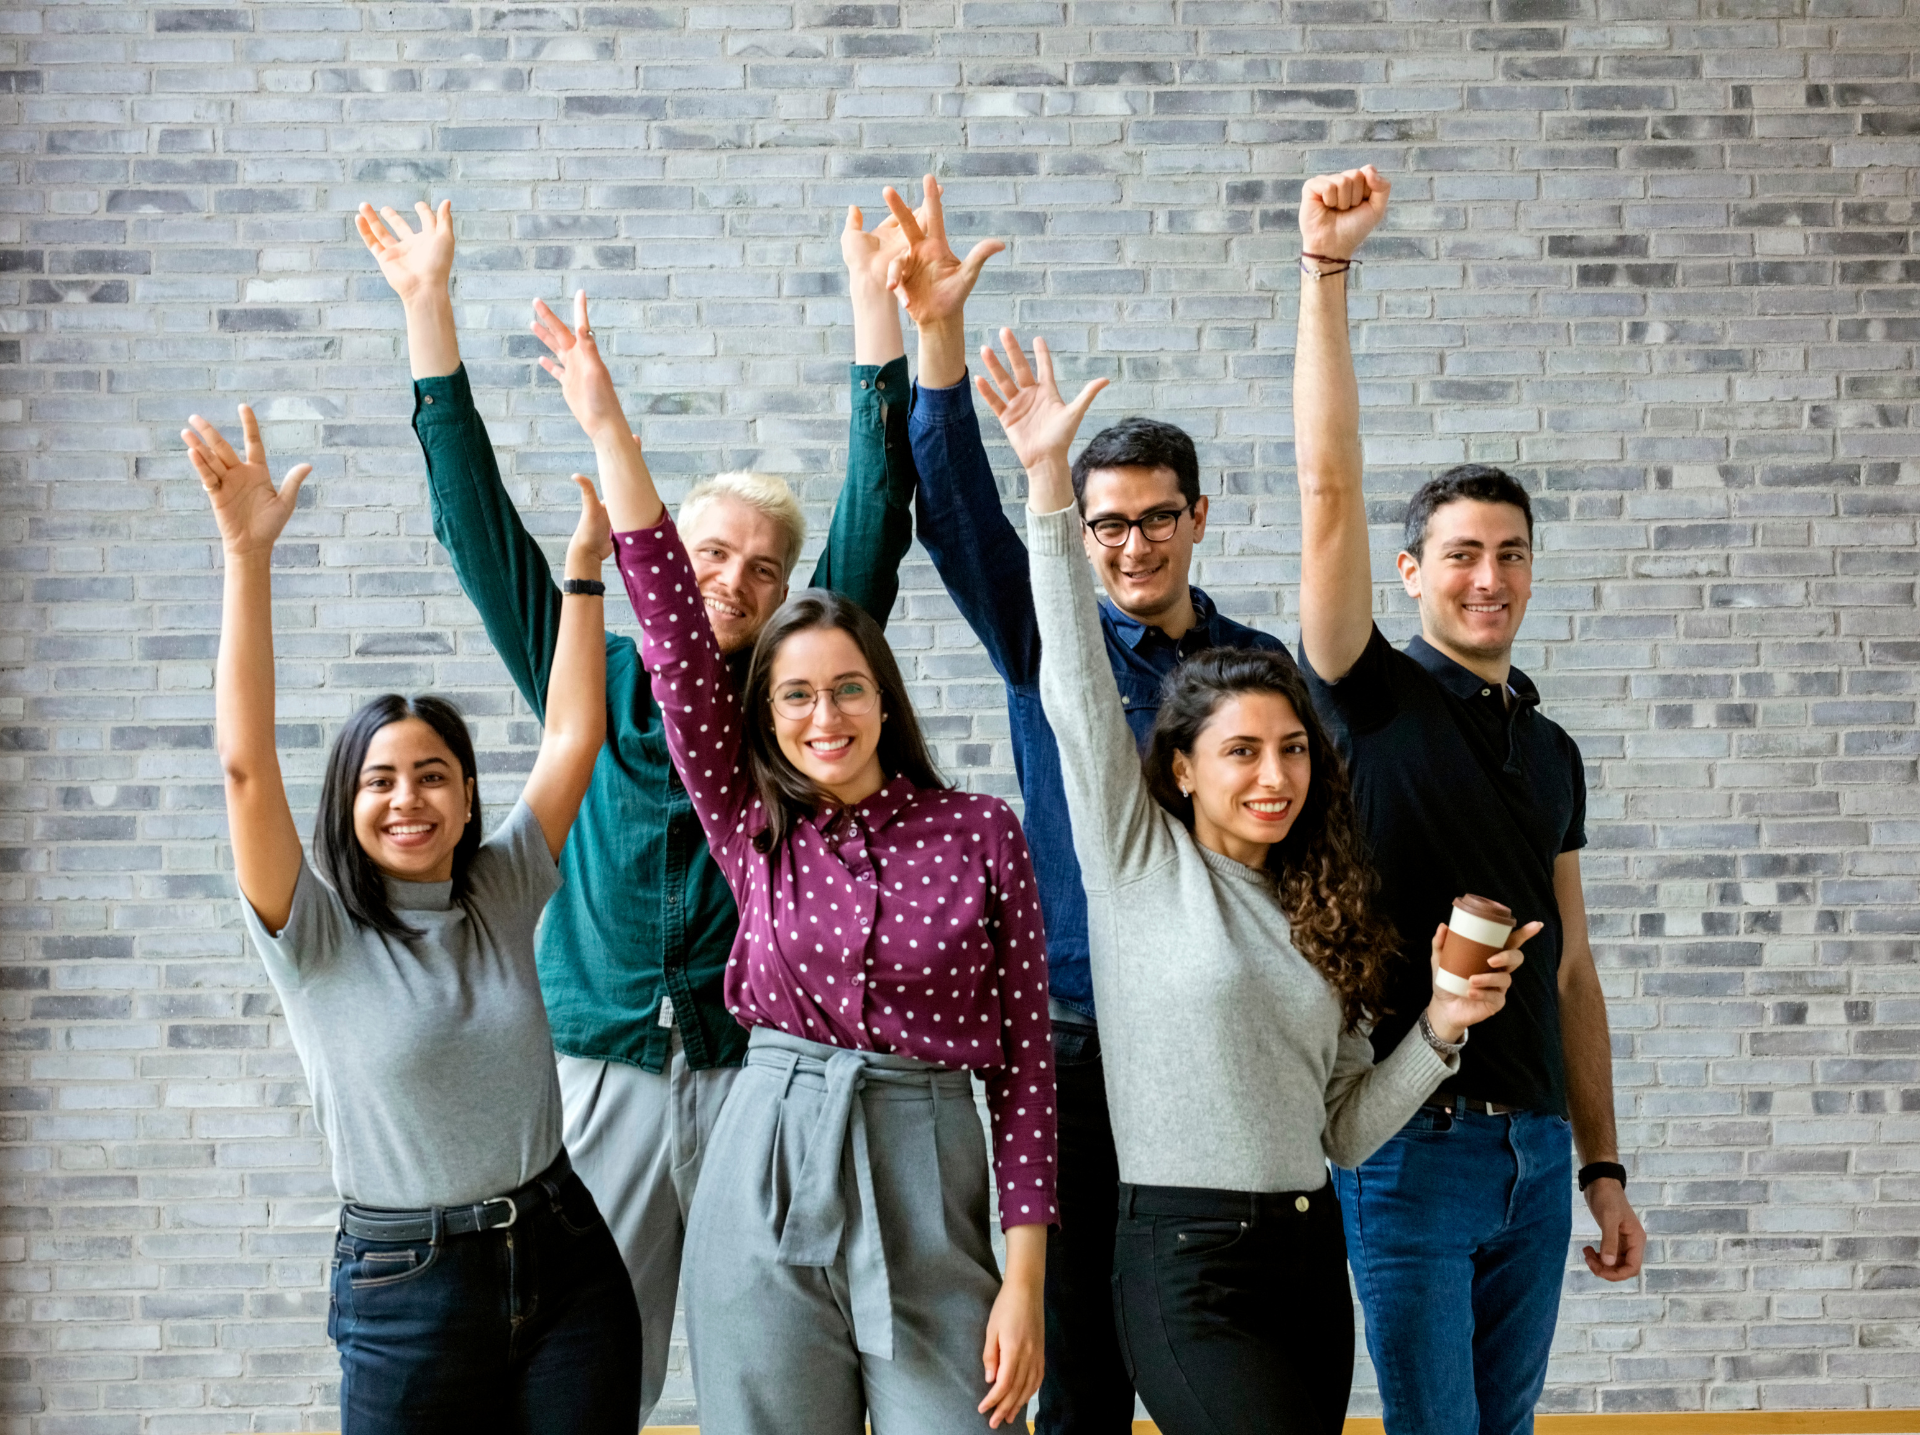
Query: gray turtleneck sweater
1029 506 1455 1192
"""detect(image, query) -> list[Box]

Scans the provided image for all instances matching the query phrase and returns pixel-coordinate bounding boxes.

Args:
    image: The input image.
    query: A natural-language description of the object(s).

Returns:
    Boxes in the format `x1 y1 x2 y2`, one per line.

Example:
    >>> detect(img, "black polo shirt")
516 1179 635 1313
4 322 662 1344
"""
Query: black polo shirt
1299 625 1586 1116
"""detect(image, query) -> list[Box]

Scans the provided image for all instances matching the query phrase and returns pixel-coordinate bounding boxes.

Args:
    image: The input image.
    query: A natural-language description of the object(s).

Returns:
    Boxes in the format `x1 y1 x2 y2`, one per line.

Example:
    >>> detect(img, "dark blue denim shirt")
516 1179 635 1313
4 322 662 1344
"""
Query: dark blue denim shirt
910 379 1293 1021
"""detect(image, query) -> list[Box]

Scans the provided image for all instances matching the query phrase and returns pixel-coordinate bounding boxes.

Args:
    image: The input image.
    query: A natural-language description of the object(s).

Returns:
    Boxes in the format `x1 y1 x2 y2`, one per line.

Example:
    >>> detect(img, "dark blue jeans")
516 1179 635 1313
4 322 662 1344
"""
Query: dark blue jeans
1334 1102 1573 1435
329 1166 641 1435
1035 1024 1136 1435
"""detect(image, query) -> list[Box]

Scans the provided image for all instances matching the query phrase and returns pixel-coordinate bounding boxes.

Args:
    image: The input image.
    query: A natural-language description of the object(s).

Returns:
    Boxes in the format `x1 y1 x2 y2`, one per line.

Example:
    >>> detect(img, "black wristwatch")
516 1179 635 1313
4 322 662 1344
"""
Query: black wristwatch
1578 1161 1626 1193
561 578 606 597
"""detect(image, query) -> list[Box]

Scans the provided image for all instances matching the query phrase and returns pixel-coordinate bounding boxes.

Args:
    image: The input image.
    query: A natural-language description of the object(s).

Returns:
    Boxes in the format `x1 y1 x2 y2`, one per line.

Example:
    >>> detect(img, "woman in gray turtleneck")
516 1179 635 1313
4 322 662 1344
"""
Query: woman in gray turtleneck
975 330 1536 1435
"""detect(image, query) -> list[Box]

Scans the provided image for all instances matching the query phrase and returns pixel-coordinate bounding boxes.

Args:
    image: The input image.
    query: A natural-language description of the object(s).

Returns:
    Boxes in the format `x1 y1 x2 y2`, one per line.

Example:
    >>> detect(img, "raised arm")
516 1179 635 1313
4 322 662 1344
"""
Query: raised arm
806 202 917 626
885 178 1042 687
532 290 665 535
357 200 460 380
1294 166 1390 682
613 514 754 875
973 331 1160 885
518 477 611 861
185 406 312 934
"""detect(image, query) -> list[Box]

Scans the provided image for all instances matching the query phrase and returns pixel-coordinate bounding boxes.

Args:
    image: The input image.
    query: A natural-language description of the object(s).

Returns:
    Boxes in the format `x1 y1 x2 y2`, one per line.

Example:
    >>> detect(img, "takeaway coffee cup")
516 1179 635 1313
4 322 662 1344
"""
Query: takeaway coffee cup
1436 894 1515 997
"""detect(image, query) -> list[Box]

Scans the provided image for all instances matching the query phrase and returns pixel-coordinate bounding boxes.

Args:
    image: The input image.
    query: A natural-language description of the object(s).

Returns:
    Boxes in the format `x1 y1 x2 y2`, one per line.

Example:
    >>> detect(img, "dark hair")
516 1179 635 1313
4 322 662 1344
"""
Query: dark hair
739 588 945 854
1070 416 1201 512
1142 649 1395 1031
312 694 482 940
1403 463 1534 561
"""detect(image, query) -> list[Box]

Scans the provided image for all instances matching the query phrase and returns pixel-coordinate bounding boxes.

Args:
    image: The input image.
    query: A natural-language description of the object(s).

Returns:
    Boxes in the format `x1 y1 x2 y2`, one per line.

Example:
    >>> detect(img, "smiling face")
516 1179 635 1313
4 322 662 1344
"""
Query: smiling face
768 624 888 808
350 717 475 884
681 492 792 655
1078 464 1208 629
1396 498 1533 672
1170 690 1312 870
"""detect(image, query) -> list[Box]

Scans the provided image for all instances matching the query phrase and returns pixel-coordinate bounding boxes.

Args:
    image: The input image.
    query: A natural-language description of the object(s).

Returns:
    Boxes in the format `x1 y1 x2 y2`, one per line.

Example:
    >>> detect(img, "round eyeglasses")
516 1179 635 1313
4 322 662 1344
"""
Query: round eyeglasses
1086 505 1191 548
772 680 878 721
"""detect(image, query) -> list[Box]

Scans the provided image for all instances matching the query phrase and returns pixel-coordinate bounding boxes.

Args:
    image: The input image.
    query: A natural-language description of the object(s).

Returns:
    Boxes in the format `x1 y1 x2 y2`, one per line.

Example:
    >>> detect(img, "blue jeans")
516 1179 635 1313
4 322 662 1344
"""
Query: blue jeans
329 1164 640 1435
1334 1103 1572 1435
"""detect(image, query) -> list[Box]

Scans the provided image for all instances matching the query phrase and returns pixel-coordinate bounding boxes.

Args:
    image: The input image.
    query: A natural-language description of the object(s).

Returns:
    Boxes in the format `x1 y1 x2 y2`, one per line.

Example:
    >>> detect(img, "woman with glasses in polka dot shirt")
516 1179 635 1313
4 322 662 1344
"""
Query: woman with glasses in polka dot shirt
534 221 1057 1434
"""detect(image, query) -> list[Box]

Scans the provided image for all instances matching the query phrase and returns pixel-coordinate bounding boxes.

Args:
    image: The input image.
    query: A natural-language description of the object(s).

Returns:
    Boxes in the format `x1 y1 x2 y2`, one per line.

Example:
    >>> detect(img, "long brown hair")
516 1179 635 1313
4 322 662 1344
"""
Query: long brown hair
1142 650 1394 1031
738 588 945 854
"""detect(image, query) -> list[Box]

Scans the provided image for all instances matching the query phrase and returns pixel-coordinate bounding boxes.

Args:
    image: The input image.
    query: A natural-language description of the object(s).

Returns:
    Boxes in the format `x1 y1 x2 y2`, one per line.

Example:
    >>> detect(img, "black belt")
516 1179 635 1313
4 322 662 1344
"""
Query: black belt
1426 1094 1526 1118
340 1150 570 1243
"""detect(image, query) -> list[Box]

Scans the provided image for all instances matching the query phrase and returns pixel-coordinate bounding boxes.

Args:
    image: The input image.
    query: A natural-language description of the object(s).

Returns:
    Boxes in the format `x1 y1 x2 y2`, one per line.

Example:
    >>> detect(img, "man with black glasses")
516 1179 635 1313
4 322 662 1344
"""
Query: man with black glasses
883 177 1292 1435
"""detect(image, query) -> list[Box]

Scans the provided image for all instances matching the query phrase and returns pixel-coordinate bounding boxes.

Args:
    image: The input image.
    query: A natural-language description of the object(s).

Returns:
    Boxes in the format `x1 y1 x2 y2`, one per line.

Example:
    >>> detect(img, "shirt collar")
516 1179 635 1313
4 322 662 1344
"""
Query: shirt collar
1100 586 1220 653
812 773 919 837
1406 633 1541 712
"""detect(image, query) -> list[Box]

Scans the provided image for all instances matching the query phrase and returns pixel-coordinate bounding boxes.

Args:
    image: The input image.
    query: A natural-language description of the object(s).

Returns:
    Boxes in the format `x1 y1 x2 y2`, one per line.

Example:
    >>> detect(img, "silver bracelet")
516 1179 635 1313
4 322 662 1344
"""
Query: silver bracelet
1419 1009 1467 1058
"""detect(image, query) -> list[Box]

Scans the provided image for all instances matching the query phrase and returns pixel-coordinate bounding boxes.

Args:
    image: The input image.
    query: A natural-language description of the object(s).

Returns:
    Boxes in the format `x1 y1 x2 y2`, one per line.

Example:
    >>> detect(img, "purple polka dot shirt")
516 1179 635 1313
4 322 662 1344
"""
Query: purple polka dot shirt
616 516 1058 1229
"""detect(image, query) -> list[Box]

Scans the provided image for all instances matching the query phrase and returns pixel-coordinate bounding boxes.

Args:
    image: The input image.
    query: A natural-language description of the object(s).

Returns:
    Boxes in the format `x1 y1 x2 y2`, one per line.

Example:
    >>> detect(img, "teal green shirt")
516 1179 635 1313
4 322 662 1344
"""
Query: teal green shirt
413 359 918 1071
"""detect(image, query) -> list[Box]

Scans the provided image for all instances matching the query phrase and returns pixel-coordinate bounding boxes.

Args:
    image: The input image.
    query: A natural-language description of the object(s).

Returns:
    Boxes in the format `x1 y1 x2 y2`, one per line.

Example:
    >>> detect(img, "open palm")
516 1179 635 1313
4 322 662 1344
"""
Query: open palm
841 203 910 293
531 290 629 443
357 200 455 303
975 329 1108 473
182 406 311 558
882 175 1005 327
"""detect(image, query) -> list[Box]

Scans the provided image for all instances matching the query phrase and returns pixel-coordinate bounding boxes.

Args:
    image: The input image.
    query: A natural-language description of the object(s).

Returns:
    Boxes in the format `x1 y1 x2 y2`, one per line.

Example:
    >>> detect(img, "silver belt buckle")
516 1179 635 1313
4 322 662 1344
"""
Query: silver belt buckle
484 1195 518 1230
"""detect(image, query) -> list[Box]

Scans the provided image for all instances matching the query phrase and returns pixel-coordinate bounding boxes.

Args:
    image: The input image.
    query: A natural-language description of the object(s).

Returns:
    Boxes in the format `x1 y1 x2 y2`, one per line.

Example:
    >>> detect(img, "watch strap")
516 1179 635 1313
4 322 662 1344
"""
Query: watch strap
561 578 606 597
1578 1161 1627 1192
1418 1009 1467 1058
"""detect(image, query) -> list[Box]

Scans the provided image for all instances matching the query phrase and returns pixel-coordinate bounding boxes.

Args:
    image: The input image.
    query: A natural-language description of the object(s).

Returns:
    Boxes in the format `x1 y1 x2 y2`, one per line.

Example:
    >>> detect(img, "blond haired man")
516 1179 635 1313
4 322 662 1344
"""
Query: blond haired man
359 198 920 1425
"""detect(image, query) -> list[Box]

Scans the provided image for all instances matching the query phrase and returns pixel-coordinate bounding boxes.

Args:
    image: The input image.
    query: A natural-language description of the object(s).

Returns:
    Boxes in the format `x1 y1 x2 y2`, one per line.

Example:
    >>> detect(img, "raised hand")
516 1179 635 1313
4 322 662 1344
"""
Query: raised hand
841 202 910 296
1298 165 1390 263
566 473 614 574
532 290 631 445
1424 919 1539 1042
975 328 1108 477
882 175 1006 328
182 406 311 559
356 200 455 304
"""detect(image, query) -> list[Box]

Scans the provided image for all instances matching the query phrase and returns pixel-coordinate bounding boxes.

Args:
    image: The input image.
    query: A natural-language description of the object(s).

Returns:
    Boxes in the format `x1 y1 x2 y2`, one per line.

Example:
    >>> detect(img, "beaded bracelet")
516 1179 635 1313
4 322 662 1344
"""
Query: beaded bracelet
1300 250 1360 279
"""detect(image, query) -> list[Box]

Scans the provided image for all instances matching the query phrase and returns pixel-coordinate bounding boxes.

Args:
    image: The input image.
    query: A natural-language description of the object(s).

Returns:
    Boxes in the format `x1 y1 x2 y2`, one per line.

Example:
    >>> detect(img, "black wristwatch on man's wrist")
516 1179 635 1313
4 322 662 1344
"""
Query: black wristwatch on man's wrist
1578 1161 1626 1193
561 578 606 597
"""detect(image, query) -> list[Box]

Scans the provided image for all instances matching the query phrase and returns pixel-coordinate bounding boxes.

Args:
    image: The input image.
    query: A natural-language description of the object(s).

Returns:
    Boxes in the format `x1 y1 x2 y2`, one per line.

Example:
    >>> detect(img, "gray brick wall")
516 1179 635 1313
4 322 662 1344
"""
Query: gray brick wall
3 1 1918 1429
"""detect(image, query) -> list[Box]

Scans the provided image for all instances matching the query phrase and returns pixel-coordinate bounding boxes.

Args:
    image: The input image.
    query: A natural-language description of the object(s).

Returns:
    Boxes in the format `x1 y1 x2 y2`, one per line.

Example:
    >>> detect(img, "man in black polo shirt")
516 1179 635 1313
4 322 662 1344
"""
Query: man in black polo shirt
1290 166 1646 1435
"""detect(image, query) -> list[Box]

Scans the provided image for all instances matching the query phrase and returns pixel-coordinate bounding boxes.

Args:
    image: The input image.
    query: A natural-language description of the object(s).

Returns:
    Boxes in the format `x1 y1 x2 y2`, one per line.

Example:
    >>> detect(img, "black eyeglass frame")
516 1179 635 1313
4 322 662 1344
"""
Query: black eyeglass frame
1083 504 1194 549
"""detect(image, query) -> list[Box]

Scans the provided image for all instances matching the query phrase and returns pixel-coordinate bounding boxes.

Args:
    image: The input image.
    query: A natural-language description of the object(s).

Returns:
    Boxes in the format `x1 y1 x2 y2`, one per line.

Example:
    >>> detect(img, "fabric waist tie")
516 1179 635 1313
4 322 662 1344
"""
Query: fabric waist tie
748 1026 970 1361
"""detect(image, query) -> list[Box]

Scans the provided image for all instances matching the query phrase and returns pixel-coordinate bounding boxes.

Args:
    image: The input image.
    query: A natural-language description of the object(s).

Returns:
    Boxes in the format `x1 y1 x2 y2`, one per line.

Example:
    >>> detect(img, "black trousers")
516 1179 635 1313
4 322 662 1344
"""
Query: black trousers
1111 1180 1353 1435
1035 1028 1137 1435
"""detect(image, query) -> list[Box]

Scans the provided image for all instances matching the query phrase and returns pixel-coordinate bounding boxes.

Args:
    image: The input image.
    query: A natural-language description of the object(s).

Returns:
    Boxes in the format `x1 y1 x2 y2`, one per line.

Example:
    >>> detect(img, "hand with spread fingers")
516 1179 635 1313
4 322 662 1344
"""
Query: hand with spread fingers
841 202 912 365
356 199 455 306
531 289 631 446
1298 164 1390 264
976 328 1109 483
182 405 312 559
882 174 1006 330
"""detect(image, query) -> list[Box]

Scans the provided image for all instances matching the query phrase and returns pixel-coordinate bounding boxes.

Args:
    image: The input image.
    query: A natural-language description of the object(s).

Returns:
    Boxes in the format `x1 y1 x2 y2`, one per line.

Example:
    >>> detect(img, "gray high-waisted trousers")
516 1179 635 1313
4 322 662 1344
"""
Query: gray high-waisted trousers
682 1027 1004 1435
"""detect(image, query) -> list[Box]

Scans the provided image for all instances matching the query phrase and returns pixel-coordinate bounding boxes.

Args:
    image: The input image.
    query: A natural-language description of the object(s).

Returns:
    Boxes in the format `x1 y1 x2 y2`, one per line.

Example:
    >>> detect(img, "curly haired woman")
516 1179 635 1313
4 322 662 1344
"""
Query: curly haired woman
975 329 1540 1435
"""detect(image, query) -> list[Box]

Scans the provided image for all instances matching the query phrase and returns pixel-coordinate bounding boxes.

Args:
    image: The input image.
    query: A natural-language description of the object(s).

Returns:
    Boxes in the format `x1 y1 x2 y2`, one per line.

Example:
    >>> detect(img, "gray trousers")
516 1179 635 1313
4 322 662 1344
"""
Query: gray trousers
556 1033 738 1429
683 1028 1004 1435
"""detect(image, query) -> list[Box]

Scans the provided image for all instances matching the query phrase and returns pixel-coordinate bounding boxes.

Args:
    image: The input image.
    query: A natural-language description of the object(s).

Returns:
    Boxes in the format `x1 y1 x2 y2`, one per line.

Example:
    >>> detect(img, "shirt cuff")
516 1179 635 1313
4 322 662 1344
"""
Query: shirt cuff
1026 504 1077 556
909 371 975 427
412 364 475 424
849 355 909 427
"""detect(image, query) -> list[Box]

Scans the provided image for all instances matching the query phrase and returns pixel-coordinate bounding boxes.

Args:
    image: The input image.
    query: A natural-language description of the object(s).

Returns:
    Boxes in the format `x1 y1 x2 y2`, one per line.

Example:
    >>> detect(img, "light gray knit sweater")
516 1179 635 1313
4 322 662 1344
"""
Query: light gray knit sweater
1029 505 1456 1192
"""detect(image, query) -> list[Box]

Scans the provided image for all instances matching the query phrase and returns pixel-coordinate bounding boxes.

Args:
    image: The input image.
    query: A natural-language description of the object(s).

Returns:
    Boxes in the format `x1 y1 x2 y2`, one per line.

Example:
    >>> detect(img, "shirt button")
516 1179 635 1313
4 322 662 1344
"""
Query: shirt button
424 395 434 404
877 378 886 389
1295 1196 1309 1213
860 380 869 389
1481 689 1490 697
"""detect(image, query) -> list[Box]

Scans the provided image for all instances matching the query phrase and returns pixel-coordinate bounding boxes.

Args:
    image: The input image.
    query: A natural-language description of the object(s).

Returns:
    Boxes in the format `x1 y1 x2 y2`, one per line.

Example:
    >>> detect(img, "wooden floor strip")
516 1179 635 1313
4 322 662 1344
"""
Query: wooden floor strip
632 1415 1920 1435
